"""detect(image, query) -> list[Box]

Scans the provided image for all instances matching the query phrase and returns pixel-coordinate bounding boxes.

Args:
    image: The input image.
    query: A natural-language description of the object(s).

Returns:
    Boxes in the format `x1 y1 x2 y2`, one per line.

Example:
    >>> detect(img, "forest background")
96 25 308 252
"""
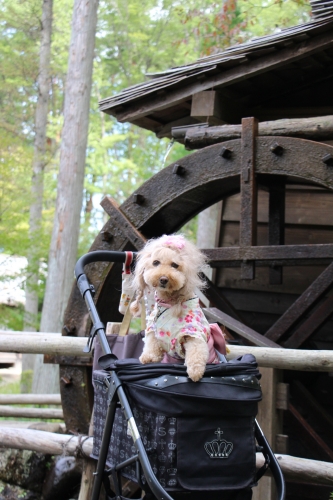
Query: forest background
0 0 310 390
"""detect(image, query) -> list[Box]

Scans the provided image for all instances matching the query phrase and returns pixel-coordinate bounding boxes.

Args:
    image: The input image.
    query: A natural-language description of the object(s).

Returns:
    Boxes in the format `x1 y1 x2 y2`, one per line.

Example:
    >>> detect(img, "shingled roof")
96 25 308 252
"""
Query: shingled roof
99 9 333 138
311 0 333 18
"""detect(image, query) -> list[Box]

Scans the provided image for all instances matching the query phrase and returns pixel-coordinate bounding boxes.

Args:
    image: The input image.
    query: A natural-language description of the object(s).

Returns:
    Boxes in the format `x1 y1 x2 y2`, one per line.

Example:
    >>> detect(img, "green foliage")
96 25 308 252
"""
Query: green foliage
81 0 214 250
0 0 40 140
174 0 248 55
0 0 40 262
0 140 32 254
179 215 199 243
0 0 67 260
173 0 311 55
96 0 210 88
20 370 33 393
0 375 21 394
242 0 311 39
0 0 69 328
0 303 24 331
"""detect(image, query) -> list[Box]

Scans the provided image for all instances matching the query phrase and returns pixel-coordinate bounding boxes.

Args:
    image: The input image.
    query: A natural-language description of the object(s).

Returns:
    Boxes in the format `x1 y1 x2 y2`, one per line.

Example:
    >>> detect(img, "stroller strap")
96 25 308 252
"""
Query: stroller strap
108 354 260 383
137 373 261 391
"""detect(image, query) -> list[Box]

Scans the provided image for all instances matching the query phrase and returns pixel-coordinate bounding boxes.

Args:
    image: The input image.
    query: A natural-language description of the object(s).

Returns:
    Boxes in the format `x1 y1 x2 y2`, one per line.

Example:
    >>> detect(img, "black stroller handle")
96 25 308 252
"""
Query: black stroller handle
75 250 137 362
75 250 137 279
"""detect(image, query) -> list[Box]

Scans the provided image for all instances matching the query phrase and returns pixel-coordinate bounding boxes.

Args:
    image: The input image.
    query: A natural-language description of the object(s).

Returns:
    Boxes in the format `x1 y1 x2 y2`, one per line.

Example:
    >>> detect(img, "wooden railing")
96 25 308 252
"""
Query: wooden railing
0 394 62 421
1 330 333 491
1 330 333 371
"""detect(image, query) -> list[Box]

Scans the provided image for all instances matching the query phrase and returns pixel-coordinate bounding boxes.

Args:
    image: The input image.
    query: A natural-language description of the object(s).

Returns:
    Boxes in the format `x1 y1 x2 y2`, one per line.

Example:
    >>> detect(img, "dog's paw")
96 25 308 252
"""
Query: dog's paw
139 352 162 364
186 364 205 382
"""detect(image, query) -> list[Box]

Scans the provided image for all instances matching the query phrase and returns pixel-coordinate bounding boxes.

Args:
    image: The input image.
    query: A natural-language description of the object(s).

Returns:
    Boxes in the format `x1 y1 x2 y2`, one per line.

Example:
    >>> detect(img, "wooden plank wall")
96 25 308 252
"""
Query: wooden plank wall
215 184 333 346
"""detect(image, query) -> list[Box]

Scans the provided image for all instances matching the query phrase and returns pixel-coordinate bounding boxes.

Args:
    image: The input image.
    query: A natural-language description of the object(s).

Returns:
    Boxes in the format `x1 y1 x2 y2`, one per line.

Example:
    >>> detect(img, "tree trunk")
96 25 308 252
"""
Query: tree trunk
22 0 53 392
196 202 222 282
32 0 99 393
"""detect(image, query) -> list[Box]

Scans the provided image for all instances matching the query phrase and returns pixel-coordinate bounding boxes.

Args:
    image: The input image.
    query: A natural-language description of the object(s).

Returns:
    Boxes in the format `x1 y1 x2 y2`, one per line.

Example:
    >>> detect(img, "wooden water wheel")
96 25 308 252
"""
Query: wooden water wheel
58 119 333 483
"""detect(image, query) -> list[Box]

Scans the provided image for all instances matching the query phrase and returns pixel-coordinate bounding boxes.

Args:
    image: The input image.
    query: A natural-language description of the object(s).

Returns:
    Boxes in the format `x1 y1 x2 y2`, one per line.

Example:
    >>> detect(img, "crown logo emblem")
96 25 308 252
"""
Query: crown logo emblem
204 428 233 459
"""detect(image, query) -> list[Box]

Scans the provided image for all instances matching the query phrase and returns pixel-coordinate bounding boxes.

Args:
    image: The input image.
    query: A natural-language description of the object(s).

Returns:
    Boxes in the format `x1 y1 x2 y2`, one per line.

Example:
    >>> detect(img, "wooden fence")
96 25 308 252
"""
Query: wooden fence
1 330 333 496
1 330 333 371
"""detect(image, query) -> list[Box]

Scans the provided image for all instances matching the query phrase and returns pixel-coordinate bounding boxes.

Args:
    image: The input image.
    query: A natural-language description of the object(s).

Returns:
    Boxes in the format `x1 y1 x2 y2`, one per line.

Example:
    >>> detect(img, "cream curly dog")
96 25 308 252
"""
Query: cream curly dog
130 234 219 382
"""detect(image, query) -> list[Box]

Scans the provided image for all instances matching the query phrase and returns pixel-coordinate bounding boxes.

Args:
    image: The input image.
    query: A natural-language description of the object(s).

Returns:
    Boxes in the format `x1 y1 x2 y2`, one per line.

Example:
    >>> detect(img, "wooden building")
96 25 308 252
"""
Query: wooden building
61 4 333 500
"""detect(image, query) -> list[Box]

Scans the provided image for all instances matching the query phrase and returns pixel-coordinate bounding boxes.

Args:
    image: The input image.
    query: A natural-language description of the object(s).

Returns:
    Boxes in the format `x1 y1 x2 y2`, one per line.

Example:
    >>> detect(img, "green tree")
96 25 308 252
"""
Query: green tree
24 0 53 333
0 0 39 258
32 0 100 394
1 0 312 334
80 0 201 250
173 0 311 56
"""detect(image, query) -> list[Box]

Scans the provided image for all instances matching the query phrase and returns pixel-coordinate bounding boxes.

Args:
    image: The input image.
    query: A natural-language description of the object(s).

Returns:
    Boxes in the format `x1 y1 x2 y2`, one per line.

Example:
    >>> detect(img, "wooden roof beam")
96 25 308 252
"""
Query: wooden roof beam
155 116 202 139
249 70 333 109
190 90 241 125
174 114 333 149
131 115 165 132
252 106 333 120
113 30 333 123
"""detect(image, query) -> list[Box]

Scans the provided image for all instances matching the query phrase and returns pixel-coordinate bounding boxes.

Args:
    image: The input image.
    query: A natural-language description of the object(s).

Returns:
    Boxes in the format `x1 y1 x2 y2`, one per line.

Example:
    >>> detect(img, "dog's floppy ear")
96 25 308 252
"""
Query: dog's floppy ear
130 296 142 316
130 255 148 316
130 273 145 316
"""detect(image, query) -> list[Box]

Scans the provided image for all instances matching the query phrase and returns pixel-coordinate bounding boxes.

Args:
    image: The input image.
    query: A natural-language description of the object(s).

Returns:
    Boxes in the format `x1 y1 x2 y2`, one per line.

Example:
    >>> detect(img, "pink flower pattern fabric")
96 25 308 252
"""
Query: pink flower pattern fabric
146 297 212 360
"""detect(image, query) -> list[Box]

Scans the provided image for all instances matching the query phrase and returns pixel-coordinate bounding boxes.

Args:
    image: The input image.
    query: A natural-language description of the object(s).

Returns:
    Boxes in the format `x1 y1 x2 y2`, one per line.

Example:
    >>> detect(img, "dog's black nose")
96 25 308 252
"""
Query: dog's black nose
159 277 169 287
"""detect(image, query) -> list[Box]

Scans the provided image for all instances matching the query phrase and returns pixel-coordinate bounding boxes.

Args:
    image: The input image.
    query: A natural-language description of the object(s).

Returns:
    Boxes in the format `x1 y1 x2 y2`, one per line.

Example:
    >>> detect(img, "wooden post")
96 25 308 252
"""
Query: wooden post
78 412 105 500
240 117 258 279
190 91 225 124
73 454 95 499
268 177 285 285
253 368 283 500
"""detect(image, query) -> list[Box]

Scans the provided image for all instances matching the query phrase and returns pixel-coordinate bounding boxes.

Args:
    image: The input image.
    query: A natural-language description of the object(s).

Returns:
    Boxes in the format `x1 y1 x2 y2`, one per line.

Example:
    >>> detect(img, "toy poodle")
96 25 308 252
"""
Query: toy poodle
130 234 223 382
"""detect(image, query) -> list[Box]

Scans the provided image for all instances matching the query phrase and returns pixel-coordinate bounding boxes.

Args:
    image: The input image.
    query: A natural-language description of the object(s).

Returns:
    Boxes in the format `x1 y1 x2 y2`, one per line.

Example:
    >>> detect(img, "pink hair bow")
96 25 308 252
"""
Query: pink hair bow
161 234 185 249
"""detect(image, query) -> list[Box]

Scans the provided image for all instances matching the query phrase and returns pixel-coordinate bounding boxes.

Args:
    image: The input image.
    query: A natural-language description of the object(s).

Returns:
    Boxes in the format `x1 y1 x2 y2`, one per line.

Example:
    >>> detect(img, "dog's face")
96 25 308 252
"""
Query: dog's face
143 247 186 296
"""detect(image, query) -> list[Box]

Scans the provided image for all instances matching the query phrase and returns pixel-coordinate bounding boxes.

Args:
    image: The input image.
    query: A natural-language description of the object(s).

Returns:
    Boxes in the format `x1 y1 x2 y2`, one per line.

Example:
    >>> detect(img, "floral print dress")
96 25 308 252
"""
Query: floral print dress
146 297 214 361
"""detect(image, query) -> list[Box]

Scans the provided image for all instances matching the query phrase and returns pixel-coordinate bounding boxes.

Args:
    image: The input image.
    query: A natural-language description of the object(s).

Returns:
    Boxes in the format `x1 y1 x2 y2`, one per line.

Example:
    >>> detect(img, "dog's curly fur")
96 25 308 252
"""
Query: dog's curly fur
130 234 210 381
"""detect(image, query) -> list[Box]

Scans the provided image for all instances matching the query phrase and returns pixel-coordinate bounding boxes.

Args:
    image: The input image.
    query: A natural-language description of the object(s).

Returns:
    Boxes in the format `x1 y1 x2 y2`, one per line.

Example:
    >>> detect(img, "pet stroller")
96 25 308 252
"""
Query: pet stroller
75 250 285 500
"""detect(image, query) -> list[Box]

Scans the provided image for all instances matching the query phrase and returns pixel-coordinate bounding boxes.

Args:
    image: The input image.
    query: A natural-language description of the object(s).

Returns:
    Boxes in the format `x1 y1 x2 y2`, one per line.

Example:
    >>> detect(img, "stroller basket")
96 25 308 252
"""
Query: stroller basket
75 250 285 500
93 358 261 492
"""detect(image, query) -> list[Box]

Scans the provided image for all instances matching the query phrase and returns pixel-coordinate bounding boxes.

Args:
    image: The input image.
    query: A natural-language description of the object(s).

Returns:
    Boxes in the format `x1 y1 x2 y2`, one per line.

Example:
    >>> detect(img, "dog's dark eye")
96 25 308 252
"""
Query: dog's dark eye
171 262 179 269
153 260 160 266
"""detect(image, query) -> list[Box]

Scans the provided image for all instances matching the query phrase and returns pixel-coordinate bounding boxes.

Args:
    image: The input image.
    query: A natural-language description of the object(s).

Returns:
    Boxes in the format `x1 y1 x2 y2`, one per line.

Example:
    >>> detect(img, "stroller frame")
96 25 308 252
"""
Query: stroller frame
75 250 286 500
